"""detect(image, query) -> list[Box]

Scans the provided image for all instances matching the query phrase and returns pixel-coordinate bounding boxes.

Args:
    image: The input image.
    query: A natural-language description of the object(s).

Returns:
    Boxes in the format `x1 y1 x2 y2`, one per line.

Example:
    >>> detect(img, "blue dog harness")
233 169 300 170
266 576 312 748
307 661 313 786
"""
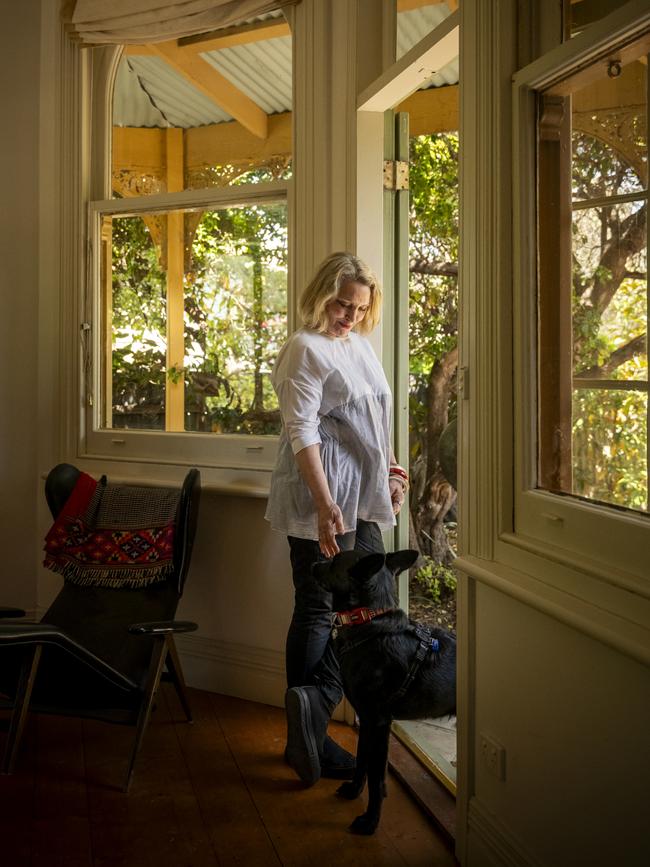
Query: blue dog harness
387 623 440 706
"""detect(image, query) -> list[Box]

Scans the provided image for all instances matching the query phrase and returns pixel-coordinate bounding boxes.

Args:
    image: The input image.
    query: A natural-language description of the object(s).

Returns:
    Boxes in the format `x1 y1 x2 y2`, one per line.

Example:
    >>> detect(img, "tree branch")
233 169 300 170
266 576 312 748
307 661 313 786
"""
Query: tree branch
410 258 458 278
590 202 646 315
577 332 646 378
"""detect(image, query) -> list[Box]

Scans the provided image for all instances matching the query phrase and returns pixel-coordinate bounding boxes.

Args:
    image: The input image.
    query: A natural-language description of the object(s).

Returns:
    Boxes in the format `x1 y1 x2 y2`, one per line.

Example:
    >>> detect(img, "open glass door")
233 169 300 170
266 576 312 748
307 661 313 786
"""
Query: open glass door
357 0 460 801
388 108 459 795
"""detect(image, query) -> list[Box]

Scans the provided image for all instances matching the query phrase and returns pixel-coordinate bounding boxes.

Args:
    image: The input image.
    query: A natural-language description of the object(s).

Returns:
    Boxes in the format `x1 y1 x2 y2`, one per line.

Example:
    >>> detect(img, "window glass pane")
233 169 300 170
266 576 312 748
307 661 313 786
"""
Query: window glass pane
572 387 648 510
537 34 648 514
102 202 288 435
573 201 647 382
564 0 627 39
572 133 645 199
111 13 292 196
106 215 166 430
572 52 647 198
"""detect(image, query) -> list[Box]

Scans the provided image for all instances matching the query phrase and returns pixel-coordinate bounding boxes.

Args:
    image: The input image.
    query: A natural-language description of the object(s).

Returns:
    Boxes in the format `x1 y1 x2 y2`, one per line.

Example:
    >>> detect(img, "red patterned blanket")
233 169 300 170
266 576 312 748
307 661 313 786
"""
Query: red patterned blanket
44 472 180 588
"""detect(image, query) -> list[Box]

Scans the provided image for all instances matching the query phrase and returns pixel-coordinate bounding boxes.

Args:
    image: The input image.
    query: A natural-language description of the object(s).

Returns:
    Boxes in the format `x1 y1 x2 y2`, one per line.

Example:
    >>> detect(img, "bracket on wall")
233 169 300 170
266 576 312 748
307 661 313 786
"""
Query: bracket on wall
383 159 409 190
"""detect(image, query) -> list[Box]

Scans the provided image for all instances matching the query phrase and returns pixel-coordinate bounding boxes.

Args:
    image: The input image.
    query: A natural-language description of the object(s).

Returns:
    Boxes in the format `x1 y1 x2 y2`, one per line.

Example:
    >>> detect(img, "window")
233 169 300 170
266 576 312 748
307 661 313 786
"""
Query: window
98 199 288 437
537 42 647 513
512 5 649 580
84 17 293 472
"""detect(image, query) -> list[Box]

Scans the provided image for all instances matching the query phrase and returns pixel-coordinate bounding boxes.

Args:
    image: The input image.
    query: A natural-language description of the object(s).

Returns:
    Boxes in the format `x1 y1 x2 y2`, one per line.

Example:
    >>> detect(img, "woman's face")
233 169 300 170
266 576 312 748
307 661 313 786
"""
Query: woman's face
325 280 371 338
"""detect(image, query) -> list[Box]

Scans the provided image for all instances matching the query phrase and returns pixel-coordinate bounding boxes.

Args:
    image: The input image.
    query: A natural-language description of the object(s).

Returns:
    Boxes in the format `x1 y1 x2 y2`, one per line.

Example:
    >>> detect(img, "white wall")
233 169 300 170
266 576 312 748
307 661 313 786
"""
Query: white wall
0 0 42 611
175 493 294 707
467 582 650 867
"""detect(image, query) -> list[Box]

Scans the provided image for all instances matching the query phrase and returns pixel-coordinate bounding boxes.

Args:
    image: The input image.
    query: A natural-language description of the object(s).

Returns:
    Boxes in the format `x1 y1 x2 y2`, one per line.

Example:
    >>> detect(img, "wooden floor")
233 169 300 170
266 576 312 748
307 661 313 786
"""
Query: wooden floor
0 684 457 866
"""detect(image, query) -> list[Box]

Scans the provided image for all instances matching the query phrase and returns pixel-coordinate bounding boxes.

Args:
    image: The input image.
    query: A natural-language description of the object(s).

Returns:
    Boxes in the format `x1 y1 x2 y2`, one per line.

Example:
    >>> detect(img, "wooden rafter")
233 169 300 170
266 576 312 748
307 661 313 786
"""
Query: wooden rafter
112 82 461 187
178 19 290 52
397 0 456 11
125 1 455 56
149 41 268 140
111 84 461 187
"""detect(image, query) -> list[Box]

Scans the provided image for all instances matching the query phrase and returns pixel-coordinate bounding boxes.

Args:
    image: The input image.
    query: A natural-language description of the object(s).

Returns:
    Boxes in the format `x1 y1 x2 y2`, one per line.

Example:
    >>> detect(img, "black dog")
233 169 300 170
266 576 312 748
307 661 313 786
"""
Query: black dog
312 549 456 835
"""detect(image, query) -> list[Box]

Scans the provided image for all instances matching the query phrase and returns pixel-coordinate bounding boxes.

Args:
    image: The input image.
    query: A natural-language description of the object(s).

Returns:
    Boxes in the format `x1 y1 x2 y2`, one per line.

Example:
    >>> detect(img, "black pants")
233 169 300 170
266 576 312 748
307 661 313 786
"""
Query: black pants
286 520 385 710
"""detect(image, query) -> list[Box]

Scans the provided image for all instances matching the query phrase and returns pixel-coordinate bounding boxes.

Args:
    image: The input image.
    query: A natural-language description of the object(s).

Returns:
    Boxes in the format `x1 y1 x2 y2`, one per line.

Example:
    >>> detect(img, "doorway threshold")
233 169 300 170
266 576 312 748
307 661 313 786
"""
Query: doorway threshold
388 725 457 846
393 715 457 793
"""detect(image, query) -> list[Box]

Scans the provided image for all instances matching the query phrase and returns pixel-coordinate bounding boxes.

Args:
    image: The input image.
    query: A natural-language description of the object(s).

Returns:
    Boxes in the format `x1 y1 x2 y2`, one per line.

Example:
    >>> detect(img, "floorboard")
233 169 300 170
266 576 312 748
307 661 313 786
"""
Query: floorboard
0 686 457 867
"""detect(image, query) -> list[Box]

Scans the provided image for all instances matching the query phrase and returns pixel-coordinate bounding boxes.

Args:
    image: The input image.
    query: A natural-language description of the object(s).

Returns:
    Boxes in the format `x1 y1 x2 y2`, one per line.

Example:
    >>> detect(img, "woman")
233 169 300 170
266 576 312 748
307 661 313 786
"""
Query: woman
265 251 408 786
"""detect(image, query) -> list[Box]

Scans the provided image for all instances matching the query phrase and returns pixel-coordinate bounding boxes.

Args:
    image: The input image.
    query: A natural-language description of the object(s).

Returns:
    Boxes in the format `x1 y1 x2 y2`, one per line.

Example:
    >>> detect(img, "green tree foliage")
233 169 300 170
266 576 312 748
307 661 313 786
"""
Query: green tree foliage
570 132 647 509
110 201 288 434
184 203 288 434
111 216 167 429
408 133 459 566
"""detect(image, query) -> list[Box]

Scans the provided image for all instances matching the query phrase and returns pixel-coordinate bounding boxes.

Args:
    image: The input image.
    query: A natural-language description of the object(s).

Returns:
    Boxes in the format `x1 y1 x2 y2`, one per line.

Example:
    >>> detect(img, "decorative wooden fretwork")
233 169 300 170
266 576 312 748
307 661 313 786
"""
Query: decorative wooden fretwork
185 155 292 189
573 106 647 185
111 156 293 271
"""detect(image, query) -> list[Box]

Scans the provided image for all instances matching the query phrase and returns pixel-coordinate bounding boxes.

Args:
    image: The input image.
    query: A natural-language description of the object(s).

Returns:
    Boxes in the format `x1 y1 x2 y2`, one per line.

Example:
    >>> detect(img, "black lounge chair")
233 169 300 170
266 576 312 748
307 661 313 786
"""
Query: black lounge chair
0 464 201 791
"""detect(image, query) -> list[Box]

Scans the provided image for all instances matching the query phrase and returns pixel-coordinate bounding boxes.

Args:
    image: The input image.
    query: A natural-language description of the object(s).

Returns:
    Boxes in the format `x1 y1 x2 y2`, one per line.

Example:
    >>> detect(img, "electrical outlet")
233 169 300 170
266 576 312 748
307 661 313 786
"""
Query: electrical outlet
479 733 506 780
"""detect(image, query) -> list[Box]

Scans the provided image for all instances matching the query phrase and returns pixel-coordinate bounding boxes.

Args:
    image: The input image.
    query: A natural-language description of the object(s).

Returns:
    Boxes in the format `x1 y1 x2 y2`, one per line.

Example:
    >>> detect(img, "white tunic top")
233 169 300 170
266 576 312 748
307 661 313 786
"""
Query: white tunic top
264 327 396 540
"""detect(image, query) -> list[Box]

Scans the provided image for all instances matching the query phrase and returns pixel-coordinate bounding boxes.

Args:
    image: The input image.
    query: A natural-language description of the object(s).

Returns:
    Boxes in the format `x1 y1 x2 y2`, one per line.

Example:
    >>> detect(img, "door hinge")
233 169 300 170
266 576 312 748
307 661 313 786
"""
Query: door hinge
383 160 409 191
459 366 469 400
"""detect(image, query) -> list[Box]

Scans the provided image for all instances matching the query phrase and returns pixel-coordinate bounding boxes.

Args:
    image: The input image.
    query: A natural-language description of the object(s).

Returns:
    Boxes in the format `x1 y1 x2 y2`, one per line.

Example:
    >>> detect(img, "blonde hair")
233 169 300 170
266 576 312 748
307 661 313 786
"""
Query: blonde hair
298 252 382 336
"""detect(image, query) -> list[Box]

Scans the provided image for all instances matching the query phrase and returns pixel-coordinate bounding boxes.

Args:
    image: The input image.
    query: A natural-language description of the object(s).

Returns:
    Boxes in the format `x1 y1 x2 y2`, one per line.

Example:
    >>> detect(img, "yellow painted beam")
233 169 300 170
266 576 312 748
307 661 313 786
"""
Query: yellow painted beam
125 20 291 56
101 217 113 428
396 84 458 135
149 41 268 139
112 114 291 179
110 85 458 187
185 111 291 168
164 128 186 433
113 127 166 174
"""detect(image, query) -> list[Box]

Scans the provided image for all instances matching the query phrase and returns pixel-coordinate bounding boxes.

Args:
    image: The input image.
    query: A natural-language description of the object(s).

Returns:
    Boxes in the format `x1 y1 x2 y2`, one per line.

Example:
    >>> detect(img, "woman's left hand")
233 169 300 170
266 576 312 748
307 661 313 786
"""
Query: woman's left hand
389 477 406 515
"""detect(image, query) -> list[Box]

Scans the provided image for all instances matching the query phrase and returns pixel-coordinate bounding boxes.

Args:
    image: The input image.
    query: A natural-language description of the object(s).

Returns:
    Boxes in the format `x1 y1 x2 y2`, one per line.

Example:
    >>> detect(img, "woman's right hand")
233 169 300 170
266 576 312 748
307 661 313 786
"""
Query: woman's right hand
318 502 345 558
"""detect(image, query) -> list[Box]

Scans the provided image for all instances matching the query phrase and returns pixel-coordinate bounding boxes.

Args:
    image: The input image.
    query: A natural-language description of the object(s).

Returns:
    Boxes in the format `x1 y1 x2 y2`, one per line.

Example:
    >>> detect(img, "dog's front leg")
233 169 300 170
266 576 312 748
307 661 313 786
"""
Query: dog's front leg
337 722 369 800
349 721 391 835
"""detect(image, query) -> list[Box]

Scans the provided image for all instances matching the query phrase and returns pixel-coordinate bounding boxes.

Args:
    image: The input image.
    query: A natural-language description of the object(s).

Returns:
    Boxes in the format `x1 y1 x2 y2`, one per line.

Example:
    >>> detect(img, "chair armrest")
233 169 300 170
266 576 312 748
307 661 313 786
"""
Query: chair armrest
0 623 137 691
127 620 198 635
0 607 26 618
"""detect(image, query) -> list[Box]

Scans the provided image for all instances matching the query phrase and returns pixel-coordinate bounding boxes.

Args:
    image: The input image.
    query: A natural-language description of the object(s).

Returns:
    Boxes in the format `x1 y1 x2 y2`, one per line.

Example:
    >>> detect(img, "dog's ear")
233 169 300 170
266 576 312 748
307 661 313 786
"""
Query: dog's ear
347 552 386 582
385 549 419 575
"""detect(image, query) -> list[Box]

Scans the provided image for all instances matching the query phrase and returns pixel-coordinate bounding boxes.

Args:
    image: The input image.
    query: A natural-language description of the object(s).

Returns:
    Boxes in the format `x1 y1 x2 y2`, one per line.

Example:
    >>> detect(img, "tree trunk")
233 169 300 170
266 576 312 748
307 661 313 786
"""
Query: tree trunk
410 345 458 564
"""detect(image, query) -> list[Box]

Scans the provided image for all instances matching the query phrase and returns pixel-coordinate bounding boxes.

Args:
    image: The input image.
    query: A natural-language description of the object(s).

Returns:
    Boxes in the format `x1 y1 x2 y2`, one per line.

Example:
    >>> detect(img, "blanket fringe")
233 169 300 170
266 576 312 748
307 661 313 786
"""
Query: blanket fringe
46 559 173 589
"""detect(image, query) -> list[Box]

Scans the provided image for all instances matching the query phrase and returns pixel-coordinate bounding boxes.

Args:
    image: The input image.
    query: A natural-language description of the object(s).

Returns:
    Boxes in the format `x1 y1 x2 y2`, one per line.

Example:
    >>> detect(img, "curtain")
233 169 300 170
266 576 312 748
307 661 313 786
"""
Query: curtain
62 0 298 44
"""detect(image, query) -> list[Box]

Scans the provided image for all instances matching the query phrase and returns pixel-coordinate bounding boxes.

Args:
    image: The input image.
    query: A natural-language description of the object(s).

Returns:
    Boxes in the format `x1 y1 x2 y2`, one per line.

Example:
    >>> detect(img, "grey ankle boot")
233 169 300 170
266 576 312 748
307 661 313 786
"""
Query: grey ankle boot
284 685 331 786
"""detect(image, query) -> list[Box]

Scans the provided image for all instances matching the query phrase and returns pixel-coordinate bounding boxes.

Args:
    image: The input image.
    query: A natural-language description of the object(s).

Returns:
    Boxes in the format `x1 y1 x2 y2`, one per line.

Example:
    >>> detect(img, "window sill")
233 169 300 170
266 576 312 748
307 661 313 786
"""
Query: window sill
42 463 271 499
455 553 650 668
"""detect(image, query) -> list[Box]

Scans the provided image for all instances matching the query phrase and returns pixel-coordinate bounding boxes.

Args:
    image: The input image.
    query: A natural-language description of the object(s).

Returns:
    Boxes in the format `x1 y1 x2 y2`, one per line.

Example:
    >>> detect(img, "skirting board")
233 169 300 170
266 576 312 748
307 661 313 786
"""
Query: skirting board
176 633 348 720
176 633 287 709
467 798 543 867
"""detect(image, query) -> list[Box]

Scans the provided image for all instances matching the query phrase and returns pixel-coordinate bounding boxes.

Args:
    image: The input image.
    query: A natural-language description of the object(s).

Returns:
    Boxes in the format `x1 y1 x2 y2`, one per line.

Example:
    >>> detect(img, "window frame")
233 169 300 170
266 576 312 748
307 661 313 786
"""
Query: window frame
510 0 650 585
80 46 294 476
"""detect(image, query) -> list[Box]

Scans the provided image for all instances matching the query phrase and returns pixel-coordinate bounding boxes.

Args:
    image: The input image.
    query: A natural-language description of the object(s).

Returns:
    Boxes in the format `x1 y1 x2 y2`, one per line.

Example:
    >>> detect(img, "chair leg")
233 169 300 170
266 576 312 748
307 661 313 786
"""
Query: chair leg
166 636 193 723
123 637 168 793
2 644 42 774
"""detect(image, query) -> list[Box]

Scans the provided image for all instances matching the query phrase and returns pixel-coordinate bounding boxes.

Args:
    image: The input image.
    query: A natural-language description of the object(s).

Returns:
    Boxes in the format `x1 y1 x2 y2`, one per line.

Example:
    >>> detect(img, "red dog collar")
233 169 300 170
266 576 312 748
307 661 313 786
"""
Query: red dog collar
333 607 393 627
